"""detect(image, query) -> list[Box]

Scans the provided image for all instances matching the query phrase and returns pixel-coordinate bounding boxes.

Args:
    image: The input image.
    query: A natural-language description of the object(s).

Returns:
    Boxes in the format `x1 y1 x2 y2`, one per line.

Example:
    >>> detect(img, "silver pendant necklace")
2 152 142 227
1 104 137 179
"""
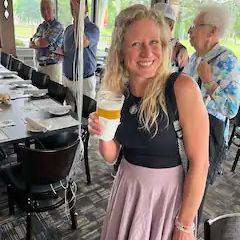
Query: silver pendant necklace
126 85 141 115
129 104 138 115
128 92 140 115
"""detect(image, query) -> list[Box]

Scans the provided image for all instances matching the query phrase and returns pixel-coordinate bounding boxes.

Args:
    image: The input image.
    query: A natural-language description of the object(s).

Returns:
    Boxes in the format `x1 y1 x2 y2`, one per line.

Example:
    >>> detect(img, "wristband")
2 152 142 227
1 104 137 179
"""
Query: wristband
175 216 195 235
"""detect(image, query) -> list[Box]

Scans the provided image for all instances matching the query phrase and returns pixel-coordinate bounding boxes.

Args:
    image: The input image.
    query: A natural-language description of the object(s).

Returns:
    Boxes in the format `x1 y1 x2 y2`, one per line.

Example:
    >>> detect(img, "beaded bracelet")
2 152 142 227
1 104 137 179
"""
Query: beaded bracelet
175 217 195 235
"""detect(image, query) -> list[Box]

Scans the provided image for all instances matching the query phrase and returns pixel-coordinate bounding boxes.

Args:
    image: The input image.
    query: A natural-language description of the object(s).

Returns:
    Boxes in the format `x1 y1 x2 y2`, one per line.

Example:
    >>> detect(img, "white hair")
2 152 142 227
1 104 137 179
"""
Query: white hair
198 4 232 38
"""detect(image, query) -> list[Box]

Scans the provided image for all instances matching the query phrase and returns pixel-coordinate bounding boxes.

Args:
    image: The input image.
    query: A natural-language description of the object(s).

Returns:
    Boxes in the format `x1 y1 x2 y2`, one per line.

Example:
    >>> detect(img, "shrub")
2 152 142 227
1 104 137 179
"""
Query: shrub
15 38 25 46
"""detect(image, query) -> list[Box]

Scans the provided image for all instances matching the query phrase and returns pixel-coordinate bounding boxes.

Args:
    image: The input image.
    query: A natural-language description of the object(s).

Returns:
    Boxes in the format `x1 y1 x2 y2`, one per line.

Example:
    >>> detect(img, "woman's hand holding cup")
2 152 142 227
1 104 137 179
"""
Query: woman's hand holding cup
96 91 124 141
88 112 102 136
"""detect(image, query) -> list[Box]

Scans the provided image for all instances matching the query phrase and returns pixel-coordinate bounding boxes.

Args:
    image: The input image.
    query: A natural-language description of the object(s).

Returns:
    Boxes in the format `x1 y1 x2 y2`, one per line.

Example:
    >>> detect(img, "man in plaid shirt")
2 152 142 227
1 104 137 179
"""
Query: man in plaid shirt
29 0 64 83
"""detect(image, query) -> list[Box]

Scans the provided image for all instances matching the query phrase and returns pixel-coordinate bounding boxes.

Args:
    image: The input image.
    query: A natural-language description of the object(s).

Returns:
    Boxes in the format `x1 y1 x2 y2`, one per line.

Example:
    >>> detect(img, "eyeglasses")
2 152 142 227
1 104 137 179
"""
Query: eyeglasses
189 23 213 30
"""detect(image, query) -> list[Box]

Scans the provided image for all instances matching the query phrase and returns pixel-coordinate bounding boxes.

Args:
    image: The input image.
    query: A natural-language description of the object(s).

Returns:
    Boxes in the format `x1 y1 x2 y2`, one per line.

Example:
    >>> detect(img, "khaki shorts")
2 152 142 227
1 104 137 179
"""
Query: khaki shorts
38 62 62 84
62 75 96 99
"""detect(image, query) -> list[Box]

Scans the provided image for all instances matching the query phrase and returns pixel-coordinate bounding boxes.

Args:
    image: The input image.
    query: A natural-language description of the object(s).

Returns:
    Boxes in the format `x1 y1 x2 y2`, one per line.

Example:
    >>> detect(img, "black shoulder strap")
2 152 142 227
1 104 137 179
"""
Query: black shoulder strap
165 72 181 123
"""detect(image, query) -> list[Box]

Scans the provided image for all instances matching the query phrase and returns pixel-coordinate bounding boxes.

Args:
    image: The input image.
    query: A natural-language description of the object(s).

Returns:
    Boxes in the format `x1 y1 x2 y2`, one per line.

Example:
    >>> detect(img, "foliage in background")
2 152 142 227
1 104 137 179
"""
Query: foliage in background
14 25 36 37
174 0 240 59
13 0 41 24
15 39 25 46
12 0 240 59
57 0 72 28
102 0 151 34
58 0 95 27
175 0 240 40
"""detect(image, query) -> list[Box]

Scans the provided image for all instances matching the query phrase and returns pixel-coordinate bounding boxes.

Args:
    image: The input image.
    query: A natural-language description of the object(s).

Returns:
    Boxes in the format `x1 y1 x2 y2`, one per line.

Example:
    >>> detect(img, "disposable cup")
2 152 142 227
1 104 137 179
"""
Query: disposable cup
96 91 124 141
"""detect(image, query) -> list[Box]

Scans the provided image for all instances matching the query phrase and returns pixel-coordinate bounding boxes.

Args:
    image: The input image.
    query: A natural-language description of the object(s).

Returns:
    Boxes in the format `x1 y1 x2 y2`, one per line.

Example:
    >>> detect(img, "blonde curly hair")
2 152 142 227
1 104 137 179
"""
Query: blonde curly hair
102 4 171 136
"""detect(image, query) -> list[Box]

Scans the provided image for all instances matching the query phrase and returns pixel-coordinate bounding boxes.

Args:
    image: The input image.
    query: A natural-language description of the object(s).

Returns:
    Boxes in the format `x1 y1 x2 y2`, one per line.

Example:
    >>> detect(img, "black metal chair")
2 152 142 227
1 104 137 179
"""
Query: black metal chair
8 55 22 72
81 94 97 184
47 79 67 104
204 213 240 240
1 51 10 68
36 92 96 185
96 51 107 83
31 70 49 89
34 131 78 149
1 132 80 240
95 62 105 83
228 108 240 172
0 147 7 167
18 62 33 80
65 90 97 184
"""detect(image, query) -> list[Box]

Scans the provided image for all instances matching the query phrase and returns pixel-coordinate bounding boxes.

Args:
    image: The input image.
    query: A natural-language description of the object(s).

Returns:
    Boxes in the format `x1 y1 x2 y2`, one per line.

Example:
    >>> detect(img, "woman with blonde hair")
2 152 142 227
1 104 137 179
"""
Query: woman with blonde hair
89 4 209 240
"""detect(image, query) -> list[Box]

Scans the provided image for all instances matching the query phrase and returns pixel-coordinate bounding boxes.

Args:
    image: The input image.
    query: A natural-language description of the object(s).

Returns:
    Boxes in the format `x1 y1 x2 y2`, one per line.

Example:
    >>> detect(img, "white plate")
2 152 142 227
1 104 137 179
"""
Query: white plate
31 92 47 98
9 84 29 89
0 75 17 79
16 84 29 88
48 109 70 116
26 123 43 132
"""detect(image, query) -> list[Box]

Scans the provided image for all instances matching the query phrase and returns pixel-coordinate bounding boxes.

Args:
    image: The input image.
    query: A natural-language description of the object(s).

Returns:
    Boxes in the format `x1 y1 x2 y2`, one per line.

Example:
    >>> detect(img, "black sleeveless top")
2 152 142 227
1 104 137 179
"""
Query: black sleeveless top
115 91 181 168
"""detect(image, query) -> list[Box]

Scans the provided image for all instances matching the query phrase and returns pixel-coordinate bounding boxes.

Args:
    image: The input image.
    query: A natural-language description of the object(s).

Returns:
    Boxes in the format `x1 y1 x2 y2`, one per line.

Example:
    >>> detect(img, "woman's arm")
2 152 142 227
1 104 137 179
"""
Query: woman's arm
172 74 209 239
99 139 121 163
177 47 189 68
88 112 120 163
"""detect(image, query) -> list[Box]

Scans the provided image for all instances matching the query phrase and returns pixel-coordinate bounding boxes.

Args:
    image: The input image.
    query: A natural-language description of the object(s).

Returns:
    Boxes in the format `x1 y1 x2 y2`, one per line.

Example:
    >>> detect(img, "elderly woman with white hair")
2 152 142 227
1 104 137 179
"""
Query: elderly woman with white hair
184 3 240 221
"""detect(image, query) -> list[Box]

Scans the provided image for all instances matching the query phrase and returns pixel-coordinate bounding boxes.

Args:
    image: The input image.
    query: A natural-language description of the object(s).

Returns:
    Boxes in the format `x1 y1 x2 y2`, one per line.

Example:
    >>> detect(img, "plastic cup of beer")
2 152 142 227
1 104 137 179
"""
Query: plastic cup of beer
96 91 125 141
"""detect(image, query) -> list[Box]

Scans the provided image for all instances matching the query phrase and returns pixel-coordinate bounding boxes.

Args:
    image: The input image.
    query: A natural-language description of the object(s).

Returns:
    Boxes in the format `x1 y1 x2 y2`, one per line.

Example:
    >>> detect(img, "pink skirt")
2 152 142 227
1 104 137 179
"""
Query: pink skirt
101 159 184 240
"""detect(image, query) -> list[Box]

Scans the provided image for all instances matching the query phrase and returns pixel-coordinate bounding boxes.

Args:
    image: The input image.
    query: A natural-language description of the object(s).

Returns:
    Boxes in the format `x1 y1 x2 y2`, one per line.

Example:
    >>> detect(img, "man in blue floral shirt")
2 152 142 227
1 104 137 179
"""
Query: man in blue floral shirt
29 0 64 83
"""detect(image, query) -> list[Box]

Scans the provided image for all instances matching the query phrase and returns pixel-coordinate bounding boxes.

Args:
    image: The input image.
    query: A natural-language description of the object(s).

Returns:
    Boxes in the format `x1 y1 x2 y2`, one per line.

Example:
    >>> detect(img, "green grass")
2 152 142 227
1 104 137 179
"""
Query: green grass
15 24 37 38
15 39 25 46
180 39 240 60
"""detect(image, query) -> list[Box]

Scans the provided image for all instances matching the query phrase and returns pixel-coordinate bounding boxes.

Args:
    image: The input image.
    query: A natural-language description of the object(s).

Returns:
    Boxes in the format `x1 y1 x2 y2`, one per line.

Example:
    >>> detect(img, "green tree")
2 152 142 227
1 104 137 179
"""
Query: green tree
13 0 41 24
57 0 72 28
175 0 240 40
105 0 151 30
175 0 203 39
223 0 240 39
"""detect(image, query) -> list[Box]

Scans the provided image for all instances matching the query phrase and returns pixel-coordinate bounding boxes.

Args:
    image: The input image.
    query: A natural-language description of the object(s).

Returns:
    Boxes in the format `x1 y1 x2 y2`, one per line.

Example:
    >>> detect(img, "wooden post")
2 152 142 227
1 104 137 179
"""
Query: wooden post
0 0 16 55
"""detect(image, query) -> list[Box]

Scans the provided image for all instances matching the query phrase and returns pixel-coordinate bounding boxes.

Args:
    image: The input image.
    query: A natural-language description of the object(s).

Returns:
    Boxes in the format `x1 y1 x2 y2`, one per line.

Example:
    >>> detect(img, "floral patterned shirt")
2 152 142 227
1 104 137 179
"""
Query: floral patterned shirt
183 44 240 141
32 19 64 65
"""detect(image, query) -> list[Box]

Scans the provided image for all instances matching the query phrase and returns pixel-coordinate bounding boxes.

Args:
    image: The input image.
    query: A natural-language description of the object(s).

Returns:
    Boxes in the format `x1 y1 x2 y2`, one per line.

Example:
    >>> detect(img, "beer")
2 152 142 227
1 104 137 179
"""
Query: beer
97 101 122 120
96 91 124 141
